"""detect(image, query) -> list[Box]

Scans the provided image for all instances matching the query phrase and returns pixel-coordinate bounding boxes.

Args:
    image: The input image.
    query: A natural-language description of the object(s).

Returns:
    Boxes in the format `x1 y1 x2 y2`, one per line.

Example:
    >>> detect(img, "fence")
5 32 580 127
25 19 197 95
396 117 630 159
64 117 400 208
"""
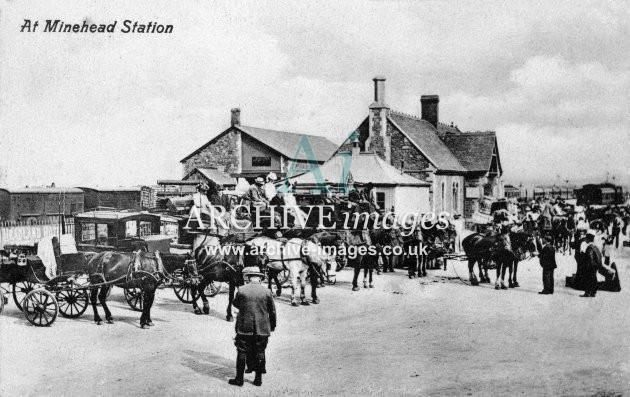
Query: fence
0 218 75 248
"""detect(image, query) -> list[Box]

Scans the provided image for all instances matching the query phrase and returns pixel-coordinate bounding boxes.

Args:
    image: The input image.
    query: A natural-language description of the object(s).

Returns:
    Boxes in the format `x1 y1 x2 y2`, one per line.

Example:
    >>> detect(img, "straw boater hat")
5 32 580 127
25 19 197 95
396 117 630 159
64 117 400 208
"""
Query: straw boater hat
243 266 264 278
267 172 278 181
254 176 264 184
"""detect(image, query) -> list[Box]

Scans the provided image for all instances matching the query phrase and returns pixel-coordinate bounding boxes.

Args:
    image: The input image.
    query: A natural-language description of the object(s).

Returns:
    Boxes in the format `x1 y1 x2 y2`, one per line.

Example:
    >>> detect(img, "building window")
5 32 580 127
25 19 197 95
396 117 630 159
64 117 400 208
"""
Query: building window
441 181 446 212
376 192 386 210
453 182 459 213
252 156 271 167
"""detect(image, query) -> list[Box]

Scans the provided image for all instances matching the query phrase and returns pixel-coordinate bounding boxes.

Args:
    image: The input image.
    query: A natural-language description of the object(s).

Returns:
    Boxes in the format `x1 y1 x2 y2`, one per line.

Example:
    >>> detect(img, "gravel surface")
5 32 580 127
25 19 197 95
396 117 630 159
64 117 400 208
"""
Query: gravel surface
1 246 629 396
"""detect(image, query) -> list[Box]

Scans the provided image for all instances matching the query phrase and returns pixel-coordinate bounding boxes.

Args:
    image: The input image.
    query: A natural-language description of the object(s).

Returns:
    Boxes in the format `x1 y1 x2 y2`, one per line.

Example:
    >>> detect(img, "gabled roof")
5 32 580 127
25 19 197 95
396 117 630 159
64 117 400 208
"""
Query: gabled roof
180 125 338 163
183 167 236 186
388 112 466 173
238 125 338 162
440 132 498 173
290 152 430 187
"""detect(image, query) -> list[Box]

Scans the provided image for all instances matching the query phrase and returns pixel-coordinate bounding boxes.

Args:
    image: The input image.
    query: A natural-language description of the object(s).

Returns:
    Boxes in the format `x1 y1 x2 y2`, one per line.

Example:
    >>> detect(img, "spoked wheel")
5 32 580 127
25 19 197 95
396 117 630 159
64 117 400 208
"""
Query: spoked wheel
173 282 194 303
23 289 58 327
204 282 221 297
56 289 89 318
124 287 143 312
12 280 37 311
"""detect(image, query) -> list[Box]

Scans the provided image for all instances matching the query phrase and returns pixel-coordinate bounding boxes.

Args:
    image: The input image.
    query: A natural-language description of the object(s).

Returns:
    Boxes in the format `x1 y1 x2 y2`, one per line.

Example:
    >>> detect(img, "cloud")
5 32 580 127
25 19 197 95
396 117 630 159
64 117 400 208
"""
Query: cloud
0 0 628 187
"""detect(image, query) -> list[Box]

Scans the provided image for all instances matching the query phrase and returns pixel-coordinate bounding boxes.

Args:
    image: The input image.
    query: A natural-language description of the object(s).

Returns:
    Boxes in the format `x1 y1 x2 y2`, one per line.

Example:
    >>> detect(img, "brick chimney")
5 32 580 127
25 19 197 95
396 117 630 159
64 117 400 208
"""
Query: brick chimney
420 95 439 129
231 108 241 126
368 76 390 162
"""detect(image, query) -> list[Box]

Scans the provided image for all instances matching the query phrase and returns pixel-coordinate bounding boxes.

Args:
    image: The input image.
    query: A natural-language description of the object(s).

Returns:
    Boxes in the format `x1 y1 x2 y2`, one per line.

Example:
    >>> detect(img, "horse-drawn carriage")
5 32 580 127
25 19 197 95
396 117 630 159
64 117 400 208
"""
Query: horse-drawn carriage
0 211 204 326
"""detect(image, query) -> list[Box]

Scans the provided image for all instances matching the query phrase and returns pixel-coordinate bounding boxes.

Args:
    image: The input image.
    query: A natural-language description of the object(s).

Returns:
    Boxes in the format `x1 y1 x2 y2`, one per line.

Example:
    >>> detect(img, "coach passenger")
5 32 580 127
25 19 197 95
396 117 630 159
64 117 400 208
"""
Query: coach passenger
229 267 277 387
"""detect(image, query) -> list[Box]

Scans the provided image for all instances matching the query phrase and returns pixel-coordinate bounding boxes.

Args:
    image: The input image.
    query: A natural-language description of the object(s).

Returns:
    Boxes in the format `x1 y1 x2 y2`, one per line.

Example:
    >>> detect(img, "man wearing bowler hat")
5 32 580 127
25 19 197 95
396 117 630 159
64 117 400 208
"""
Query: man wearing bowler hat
538 235 557 294
229 267 276 387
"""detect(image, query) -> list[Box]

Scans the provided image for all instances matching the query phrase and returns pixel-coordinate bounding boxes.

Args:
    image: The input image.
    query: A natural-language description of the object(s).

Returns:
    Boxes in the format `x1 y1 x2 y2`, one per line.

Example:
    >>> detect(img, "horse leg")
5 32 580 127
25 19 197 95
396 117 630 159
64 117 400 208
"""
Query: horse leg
140 290 148 328
495 260 502 290
352 262 361 291
300 270 309 306
363 266 368 288
99 285 114 323
421 255 427 277
310 268 319 304
226 283 235 321
512 261 520 287
274 272 282 297
191 284 202 315
500 261 508 289
368 267 374 288
290 270 299 306
468 259 479 286
200 284 210 315
145 287 156 326
90 287 102 325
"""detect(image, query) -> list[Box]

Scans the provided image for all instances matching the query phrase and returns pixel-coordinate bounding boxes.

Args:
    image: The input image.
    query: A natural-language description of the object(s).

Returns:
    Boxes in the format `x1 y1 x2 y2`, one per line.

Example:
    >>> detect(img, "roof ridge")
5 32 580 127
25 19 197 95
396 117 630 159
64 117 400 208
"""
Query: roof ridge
389 109 425 122
240 124 333 141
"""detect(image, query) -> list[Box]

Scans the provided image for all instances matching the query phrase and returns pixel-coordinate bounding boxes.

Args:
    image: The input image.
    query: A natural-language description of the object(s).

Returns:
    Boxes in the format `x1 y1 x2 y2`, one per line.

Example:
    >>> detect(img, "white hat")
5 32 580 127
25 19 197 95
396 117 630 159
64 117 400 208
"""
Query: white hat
243 266 264 278
255 177 264 183
267 172 278 181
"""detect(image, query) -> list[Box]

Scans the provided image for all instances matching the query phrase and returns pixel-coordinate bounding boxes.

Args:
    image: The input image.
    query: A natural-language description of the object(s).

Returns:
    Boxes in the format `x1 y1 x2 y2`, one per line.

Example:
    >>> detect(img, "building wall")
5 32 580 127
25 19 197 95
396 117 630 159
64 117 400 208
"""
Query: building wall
182 129 240 177
394 186 431 216
388 122 433 181
432 174 465 216
2 192 84 222
241 134 282 174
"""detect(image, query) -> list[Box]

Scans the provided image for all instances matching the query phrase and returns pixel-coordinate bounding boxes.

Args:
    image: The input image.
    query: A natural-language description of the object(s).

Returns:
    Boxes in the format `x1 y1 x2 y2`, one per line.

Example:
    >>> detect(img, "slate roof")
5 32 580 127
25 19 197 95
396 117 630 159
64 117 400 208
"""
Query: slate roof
183 167 237 186
290 152 430 187
388 112 466 172
440 132 497 173
181 125 338 163
238 125 338 162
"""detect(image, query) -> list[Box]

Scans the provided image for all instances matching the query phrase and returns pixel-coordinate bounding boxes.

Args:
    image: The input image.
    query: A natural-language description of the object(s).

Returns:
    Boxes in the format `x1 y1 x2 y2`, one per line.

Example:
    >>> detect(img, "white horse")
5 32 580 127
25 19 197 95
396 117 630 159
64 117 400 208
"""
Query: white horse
247 237 335 306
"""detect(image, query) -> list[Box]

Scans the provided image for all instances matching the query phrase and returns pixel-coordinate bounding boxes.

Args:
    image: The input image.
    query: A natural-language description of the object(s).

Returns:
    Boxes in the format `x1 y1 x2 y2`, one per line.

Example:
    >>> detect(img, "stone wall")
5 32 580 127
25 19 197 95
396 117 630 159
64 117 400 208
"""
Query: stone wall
388 122 432 180
182 129 240 177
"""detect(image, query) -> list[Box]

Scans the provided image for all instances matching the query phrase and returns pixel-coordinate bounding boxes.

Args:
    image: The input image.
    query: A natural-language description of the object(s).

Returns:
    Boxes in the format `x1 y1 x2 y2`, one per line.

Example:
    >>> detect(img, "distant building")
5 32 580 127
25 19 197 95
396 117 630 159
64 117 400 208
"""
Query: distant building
0 187 84 223
180 108 339 182
78 187 153 212
504 184 521 200
336 77 503 220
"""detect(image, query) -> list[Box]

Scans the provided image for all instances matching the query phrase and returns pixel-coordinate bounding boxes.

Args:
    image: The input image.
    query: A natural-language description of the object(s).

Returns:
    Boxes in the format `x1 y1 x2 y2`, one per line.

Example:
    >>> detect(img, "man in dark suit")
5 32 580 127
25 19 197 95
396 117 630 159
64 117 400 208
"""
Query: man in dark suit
582 230 602 297
539 236 557 294
228 267 276 387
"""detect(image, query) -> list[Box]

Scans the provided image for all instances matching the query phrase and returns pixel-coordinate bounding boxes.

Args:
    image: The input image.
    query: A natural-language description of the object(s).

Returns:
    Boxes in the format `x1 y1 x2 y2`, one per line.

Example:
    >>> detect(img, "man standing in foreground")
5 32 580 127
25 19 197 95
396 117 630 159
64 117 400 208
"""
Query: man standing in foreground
582 230 602 298
229 267 277 387
538 236 556 294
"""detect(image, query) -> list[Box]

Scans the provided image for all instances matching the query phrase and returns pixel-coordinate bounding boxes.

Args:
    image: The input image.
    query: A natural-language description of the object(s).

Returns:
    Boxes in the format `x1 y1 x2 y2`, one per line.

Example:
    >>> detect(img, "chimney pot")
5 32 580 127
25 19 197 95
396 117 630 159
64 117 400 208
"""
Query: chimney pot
372 76 387 105
231 108 241 126
420 95 439 129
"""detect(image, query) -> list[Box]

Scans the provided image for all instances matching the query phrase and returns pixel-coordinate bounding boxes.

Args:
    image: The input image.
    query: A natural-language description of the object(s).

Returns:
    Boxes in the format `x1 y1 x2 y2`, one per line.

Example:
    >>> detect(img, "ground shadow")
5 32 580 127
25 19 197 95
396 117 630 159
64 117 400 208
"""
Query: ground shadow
181 349 235 382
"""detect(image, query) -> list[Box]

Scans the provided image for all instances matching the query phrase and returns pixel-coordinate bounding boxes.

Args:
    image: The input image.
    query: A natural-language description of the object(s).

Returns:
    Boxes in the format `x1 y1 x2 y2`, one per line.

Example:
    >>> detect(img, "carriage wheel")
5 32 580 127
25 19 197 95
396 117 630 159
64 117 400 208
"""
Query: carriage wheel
12 280 37 311
336 255 348 272
204 281 221 297
173 282 194 303
124 287 143 312
56 289 89 318
23 289 58 327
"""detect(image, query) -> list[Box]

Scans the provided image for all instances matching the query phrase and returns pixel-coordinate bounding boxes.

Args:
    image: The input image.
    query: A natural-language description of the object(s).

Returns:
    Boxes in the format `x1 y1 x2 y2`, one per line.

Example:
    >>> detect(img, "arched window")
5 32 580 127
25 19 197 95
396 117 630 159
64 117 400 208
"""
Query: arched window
453 182 459 213
441 181 446 212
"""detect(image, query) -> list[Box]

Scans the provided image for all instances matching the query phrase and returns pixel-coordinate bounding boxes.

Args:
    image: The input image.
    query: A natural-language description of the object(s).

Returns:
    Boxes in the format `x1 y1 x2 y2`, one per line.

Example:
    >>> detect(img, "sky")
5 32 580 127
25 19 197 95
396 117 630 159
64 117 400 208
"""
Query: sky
0 0 628 188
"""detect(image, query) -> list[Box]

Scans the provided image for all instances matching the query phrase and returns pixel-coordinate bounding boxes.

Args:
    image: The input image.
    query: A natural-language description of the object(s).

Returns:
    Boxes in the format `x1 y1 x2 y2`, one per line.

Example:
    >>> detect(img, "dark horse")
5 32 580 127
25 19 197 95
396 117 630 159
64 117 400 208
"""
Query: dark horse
87 250 164 328
190 233 245 321
462 230 536 287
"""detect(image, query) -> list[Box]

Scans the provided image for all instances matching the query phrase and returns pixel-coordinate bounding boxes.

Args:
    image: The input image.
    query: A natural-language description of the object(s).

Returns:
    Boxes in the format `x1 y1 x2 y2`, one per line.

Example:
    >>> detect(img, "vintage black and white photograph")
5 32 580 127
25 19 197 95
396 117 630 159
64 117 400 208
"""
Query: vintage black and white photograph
0 1 629 395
